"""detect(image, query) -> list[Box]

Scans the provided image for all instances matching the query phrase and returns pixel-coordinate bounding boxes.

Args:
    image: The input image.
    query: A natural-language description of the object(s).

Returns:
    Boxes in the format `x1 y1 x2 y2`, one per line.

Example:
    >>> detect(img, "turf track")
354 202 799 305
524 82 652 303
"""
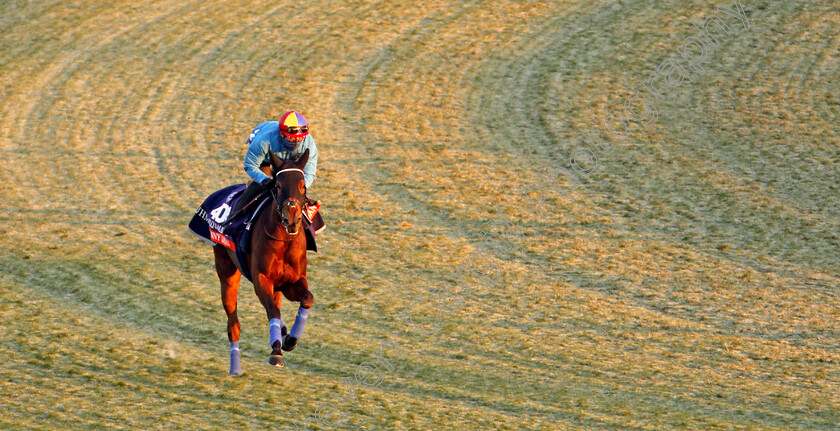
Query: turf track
0 1 838 429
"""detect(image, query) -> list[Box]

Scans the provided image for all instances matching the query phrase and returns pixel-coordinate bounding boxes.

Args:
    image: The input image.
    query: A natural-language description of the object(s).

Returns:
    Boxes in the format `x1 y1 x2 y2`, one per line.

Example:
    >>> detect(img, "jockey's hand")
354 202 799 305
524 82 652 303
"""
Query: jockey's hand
303 185 319 206
259 178 273 189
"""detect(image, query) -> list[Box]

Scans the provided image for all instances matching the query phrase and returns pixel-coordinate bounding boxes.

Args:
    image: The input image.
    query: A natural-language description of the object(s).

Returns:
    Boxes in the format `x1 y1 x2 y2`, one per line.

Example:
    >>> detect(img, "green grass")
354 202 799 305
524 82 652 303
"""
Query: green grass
0 0 838 429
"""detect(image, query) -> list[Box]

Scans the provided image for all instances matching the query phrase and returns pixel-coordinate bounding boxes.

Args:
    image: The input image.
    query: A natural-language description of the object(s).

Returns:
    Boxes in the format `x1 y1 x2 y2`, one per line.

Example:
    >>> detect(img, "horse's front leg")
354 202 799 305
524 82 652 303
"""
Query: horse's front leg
253 274 286 367
281 277 314 352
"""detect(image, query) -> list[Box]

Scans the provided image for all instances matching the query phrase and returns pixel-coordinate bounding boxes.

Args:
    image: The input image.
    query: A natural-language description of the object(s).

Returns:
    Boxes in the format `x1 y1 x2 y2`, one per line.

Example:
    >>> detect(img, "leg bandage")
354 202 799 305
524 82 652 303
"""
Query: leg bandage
269 317 286 348
229 341 242 375
289 307 310 339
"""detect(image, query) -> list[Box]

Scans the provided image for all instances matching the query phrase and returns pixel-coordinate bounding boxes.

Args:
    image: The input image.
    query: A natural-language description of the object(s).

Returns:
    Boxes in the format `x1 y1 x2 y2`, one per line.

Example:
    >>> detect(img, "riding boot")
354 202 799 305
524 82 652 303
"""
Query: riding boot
228 181 266 223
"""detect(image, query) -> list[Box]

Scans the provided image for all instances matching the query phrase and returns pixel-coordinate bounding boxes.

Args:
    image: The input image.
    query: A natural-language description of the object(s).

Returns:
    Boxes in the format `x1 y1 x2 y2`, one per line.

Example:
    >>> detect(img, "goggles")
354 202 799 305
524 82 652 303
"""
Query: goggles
283 126 309 135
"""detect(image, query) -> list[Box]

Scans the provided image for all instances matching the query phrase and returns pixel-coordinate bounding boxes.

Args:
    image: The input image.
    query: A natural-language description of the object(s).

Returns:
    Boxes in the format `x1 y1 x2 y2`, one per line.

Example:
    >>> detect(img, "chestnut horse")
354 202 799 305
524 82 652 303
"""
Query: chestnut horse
215 149 313 375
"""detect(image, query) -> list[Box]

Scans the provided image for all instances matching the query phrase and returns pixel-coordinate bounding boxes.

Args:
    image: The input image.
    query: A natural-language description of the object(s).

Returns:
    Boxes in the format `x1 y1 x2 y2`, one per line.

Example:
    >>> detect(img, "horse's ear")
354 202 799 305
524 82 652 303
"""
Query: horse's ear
269 150 283 174
296 148 310 169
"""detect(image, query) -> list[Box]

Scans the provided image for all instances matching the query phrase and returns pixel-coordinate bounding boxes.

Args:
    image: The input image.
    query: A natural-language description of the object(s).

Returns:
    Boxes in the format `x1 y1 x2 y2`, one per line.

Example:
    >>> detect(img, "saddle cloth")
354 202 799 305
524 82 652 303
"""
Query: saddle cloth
188 184 322 282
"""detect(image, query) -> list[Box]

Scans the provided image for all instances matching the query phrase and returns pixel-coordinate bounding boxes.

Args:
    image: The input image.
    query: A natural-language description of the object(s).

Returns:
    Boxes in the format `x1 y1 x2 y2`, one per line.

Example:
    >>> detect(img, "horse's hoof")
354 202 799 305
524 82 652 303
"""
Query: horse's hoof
228 370 244 377
282 335 298 352
268 354 285 367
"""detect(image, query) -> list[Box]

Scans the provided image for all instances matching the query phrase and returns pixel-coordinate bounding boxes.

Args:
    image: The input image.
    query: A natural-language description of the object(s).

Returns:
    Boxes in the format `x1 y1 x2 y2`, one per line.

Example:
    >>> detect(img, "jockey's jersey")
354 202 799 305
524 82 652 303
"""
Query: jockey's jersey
243 121 318 188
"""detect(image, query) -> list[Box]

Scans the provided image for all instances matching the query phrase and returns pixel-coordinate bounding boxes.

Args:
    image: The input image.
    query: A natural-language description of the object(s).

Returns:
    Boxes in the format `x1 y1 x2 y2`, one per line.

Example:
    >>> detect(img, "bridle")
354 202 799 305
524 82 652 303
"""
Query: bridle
265 168 305 240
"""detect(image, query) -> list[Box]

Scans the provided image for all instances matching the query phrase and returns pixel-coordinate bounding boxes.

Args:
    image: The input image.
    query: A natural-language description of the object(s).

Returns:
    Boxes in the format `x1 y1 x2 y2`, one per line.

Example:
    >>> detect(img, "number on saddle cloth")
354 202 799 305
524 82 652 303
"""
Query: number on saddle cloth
188 184 252 247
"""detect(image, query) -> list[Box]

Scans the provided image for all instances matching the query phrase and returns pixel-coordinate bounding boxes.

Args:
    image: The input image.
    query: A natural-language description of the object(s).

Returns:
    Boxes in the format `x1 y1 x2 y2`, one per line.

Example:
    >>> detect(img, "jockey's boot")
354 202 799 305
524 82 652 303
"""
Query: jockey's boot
227 181 267 223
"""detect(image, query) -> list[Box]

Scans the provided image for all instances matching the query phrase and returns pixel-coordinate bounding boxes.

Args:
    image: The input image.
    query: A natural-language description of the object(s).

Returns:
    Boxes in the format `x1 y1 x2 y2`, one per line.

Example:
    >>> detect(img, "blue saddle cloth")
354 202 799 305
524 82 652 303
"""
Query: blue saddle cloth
188 184 319 283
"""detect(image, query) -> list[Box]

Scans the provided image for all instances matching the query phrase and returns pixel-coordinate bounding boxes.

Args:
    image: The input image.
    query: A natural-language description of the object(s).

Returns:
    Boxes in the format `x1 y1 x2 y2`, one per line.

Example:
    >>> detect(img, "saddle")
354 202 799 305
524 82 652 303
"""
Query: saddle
188 184 324 282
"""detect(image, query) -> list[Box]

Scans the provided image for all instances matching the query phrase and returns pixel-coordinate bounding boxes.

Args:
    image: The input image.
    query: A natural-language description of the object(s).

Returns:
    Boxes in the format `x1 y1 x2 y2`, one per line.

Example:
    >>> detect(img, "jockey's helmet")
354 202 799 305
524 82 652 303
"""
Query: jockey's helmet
279 111 310 142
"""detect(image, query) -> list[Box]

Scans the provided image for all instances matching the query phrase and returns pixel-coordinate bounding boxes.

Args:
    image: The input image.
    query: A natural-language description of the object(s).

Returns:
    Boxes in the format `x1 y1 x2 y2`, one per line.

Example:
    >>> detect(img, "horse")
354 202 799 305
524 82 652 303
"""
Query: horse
213 149 314 374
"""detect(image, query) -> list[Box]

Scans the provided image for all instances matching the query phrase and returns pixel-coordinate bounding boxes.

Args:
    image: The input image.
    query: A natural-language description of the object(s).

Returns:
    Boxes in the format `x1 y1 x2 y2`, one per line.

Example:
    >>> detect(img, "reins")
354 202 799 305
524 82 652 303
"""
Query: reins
263 220 296 241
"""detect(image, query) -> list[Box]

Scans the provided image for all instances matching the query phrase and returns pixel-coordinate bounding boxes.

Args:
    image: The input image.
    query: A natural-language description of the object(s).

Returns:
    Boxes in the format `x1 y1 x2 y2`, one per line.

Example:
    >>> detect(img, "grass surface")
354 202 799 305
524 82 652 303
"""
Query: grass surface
1 0 838 429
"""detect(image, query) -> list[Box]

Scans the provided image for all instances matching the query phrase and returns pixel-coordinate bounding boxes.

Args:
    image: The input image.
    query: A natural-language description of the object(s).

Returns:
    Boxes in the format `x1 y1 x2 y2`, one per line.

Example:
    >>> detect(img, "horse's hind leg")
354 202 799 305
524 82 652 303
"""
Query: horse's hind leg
214 245 242 376
281 278 314 352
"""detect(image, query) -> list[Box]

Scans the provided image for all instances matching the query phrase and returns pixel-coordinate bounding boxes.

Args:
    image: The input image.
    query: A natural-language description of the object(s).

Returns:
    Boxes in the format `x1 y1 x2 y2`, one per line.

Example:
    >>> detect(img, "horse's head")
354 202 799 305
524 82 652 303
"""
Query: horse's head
268 149 309 236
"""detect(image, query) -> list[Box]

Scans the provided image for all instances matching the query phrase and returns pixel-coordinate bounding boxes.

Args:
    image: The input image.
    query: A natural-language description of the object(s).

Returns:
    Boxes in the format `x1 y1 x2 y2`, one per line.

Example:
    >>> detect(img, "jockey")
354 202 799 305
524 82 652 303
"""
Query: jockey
229 110 318 219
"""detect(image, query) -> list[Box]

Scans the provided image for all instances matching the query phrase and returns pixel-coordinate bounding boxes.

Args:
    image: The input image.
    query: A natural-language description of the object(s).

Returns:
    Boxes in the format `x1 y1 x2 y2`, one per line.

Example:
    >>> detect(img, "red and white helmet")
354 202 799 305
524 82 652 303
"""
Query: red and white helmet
279 111 310 139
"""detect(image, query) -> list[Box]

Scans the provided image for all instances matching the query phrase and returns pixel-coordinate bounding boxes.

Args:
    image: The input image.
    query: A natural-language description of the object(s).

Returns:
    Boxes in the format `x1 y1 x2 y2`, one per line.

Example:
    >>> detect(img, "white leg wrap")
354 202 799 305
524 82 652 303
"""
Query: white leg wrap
269 318 285 347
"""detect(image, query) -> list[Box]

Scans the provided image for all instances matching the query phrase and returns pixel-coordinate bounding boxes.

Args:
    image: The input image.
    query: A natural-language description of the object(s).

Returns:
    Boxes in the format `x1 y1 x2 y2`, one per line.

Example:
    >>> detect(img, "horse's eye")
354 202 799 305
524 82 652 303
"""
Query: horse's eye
298 180 306 194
